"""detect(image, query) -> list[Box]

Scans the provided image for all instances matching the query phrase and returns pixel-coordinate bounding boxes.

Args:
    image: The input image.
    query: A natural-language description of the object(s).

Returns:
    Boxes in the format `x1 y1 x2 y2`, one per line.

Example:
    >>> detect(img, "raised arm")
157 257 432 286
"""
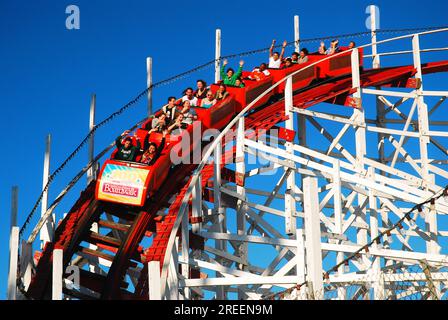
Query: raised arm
152 131 167 164
220 59 228 79
144 128 157 150
279 40 287 60
116 130 130 148
135 135 141 150
157 135 166 155
269 39 275 58
234 60 244 80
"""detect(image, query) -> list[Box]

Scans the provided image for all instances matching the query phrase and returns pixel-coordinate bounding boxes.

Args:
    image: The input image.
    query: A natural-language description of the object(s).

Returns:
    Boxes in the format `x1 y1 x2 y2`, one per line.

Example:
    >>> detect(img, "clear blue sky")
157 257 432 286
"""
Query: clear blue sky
1 0 447 299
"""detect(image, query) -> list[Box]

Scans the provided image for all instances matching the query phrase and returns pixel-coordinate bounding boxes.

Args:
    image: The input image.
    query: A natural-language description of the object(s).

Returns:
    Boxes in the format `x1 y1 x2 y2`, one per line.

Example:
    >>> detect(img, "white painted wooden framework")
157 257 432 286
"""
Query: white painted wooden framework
158 26 448 300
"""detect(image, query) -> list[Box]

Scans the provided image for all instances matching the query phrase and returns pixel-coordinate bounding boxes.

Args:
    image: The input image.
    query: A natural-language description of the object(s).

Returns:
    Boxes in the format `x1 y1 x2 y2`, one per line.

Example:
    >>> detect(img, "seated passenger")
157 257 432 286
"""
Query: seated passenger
297 48 309 64
268 39 287 68
235 78 245 88
348 41 356 49
216 84 229 101
220 59 244 86
114 130 141 162
162 96 178 124
291 52 299 64
167 114 187 133
151 113 167 132
181 87 198 107
326 39 340 55
201 90 217 109
318 41 327 55
195 80 208 99
140 130 167 165
248 63 270 81
282 58 293 69
180 100 198 125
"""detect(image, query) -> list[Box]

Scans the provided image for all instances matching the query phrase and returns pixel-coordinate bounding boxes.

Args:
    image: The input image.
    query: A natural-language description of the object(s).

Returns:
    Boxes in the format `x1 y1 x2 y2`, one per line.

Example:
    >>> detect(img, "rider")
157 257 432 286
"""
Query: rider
140 130 167 165
114 130 141 162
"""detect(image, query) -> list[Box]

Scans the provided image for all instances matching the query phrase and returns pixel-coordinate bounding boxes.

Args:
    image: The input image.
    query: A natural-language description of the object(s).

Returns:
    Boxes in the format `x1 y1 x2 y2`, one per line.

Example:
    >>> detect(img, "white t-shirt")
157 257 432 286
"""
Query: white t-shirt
268 56 281 69
181 95 198 107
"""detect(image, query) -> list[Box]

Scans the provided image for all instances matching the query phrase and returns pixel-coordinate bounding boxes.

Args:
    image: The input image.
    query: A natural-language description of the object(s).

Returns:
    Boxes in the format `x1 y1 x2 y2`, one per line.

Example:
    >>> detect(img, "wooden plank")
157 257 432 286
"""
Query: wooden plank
98 219 130 232
86 231 122 248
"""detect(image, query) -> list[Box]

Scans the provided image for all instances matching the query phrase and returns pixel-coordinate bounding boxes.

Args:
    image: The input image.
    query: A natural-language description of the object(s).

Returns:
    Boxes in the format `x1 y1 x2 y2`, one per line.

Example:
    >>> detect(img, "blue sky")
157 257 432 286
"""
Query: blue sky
1 0 448 299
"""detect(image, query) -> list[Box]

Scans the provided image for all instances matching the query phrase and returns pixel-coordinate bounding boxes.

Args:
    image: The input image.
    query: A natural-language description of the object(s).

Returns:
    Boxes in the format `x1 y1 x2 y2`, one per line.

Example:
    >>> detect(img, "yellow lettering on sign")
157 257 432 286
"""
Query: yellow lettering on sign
107 167 147 183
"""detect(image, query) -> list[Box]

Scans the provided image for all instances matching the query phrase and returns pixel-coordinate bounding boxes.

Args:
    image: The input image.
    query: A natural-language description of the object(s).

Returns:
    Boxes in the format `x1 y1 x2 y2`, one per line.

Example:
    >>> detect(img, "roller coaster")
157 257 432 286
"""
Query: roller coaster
8 17 448 300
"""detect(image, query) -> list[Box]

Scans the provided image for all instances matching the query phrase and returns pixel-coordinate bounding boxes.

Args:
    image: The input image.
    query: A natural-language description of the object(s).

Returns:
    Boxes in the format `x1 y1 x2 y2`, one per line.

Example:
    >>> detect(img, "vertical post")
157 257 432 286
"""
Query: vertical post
20 240 33 291
351 49 368 244
294 15 300 53
87 94 96 184
368 167 384 299
284 77 296 236
303 176 324 299
297 94 307 192
167 238 179 300
181 201 190 299
295 229 306 299
214 140 226 299
191 175 202 234
369 5 380 69
235 117 247 299
412 35 436 255
10 186 18 229
148 261 162 300
413 35 429 185
370 4 386 181
333 161 342 235
52 249 63 300
146 57 153 116
213 140 222 214
7 226 19 300
41 134 53 249
215 29 221 83
333 161 346 300
89 222 100 274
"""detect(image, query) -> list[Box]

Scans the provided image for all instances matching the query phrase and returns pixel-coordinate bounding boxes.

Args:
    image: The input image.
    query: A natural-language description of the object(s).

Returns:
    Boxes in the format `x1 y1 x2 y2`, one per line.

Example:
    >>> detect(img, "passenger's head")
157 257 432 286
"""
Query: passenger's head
176 113 184 122
197 80 206 90
272 51 280 61
123 137 132 149
219 84 227 93
226 68 234 78
184 87 194 99
147 142 157 155
291 52 299 61
284 58 293 68
235 78 243 87
168 96 176 106
349 41 356 49
300 48 309 57
259 63 267 72
206 90 215 99
158 113 166 121
182 100 191 110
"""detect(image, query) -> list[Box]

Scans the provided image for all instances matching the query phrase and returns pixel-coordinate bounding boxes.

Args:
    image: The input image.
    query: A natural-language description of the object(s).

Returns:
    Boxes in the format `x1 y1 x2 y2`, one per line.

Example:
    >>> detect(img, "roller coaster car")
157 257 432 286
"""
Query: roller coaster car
267 47 364 90
95 159 161 206
314 47 364 78
268 63 319 95
96 120 205 206
194 95 236 129
211 75 274 112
